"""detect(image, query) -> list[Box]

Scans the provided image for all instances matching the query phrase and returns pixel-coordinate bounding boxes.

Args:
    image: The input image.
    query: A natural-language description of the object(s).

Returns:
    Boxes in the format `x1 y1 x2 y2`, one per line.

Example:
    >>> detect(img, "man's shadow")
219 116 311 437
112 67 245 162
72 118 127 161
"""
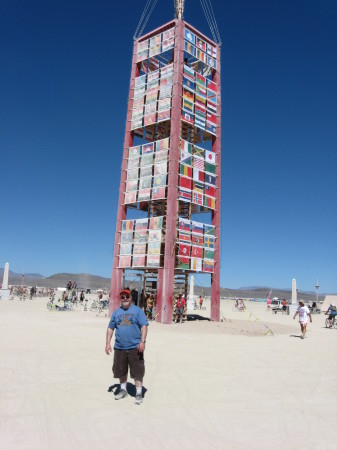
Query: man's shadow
108 382 147 398
289 335 305 338
186 314 210 321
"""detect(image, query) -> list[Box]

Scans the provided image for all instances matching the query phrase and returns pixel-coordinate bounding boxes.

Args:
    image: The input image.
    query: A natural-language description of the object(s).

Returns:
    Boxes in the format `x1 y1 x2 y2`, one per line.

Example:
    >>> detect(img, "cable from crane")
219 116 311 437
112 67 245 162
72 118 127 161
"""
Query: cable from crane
200 0 221 45
134 0 159 40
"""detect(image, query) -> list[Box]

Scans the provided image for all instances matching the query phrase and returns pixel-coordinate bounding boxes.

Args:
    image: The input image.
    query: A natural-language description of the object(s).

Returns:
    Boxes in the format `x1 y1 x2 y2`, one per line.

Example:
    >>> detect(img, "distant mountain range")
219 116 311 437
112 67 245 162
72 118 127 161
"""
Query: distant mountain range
0 268 331 301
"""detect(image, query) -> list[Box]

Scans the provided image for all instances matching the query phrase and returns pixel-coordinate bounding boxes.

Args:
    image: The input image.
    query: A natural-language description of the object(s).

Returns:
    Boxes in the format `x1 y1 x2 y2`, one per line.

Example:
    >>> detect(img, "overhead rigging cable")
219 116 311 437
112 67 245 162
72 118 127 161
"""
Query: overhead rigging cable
134 0 159 40
134 0 152 39
199 0 222 45
202 0 221 44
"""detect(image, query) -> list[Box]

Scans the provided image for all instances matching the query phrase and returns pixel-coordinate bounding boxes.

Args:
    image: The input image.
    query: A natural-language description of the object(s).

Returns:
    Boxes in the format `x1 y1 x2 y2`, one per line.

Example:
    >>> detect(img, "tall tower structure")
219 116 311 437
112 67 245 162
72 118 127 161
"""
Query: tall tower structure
110 2 221 323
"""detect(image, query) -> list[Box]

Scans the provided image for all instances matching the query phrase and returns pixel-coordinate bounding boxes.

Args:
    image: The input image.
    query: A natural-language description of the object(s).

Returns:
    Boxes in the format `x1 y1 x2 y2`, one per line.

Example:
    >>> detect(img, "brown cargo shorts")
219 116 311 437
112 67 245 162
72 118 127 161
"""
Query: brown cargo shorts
113 348 145 381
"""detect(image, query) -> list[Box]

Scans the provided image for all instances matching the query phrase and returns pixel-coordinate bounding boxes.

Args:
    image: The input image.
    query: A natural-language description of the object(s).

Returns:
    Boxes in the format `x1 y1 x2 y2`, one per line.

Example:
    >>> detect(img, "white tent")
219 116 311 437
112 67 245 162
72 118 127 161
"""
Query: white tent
321 295 337 313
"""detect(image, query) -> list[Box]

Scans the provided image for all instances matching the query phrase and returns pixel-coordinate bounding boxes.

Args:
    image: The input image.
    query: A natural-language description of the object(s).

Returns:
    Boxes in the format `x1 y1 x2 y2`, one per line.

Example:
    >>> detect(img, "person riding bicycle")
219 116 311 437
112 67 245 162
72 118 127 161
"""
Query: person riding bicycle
236 299 245 311
325 304 337 328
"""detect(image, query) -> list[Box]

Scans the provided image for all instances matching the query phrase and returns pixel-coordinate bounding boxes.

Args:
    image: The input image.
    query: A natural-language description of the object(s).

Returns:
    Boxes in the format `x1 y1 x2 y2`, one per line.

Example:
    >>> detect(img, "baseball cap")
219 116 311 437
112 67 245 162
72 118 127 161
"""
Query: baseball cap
120 289 131 296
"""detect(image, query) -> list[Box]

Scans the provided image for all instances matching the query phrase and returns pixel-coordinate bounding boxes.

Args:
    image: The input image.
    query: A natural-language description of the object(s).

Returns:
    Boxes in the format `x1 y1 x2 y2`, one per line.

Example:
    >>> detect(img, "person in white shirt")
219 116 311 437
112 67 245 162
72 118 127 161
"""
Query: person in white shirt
293 300 312 339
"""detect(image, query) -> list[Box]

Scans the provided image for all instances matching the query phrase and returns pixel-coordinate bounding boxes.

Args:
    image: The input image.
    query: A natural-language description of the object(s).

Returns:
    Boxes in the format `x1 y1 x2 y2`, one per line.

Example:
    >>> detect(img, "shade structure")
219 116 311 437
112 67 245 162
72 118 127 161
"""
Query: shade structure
110 17 221 324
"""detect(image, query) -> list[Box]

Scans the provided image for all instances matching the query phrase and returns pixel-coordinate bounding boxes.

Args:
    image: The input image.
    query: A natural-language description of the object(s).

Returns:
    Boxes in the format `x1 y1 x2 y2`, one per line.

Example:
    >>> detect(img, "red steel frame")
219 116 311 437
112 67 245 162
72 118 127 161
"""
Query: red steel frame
156 18 184 324
109 42 139 314
110 19 221 322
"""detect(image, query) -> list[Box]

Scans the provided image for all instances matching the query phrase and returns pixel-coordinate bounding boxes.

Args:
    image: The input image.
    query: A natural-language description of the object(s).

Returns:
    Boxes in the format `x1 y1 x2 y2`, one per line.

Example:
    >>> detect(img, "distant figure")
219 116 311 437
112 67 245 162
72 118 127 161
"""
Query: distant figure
281 299 287 312
267 297 271 310
175 293 186 323
199 296 203 309
131 288 138 305
80 290 85 302
146 294 154 320
66 280 72 291
325 303 337 328
293 300 312 339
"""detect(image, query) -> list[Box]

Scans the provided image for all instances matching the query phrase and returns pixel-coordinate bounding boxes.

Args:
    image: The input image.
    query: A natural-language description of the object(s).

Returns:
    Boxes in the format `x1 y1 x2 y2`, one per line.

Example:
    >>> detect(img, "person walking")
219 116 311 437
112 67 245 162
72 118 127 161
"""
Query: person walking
293 300 312 339
105 289 148 405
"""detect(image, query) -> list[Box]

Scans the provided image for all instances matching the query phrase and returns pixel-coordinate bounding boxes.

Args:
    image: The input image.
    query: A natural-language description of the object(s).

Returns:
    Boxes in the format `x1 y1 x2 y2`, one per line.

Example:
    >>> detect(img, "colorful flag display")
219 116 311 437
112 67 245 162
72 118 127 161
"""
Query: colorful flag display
184 29 217 69
178 140 216 210
131 64 174 131
175 218 216 272
124 138 170 205
137 28 175 63
180 64 218 136
118 216 165 269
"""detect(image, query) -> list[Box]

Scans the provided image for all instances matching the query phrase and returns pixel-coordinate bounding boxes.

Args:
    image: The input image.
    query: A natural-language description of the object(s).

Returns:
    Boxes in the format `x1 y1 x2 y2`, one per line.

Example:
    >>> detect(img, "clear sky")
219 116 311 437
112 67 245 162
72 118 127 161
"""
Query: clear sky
1 0 336 293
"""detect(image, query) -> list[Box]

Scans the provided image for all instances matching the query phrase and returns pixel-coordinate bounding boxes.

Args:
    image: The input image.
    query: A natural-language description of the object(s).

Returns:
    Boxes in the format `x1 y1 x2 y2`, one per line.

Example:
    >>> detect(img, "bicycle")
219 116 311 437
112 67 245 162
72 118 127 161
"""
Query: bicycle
325 317 337 329
232 303 246 312
47 297 56 310
96 300 109 316
194 303 206 310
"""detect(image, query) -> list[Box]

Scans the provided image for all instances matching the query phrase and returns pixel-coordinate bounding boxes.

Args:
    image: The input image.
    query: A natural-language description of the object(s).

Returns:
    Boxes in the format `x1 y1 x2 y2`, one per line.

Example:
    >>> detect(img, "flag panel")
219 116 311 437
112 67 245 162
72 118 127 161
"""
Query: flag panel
124 191 137 204
132 255 146 268
119 244 132 255
121 231 133 243
203 259 214 273
176 256 189 270
146 254 161 268
190 257 202 272
119 255 131 268
149 216 163 229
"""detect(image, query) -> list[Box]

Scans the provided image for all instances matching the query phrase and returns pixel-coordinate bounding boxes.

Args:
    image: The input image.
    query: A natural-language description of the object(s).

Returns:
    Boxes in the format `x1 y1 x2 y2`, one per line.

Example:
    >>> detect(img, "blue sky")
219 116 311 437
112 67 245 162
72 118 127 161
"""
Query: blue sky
1 0 336 293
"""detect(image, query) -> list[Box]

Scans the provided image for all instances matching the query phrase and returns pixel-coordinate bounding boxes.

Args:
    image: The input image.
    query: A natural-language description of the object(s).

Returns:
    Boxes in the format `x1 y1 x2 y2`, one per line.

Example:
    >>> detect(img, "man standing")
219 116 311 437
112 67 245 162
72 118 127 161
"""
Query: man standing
105 289 148 405
175 293 186 323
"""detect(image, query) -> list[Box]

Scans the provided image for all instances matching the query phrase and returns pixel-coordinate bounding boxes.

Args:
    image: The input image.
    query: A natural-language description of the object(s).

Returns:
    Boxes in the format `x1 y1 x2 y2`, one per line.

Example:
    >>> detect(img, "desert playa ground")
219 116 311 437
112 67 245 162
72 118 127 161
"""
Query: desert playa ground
1 296 336 450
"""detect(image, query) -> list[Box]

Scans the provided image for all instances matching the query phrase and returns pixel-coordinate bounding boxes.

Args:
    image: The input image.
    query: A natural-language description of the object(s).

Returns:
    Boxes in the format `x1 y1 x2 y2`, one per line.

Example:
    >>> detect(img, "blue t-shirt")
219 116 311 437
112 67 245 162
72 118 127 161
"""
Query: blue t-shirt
108 305 148 350
328 306 337 316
